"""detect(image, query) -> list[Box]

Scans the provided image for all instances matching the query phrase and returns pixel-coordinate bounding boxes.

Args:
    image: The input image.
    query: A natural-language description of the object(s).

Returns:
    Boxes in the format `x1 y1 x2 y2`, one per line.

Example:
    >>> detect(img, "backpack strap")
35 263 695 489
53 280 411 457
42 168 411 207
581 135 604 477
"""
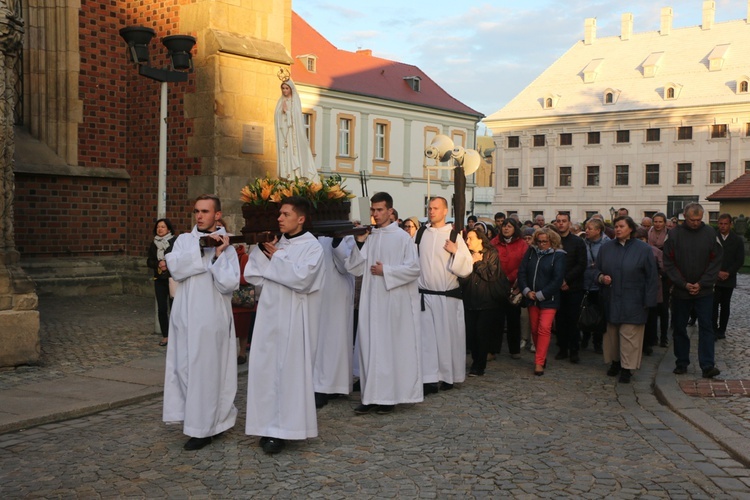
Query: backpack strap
415 225 427 255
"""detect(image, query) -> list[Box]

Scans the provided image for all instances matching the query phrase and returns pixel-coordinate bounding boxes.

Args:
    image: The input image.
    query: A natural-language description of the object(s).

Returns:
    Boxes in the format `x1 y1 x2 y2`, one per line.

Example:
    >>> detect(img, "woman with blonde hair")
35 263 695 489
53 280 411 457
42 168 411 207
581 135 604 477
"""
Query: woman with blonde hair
517 227 566 375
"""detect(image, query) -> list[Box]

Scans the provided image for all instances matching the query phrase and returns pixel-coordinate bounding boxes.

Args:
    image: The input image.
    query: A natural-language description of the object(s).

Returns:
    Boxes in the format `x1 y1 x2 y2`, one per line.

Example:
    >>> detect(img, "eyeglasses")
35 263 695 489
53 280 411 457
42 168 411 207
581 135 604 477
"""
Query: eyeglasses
403 224 415 229
536 238 550 244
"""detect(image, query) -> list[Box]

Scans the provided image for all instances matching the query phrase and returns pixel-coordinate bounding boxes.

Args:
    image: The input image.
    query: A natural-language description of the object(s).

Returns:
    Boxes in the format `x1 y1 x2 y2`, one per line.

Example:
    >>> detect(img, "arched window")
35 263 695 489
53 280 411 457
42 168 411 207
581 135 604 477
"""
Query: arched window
545 98 553 108
741 80 748 93
605 92 613 104
667 87 675 99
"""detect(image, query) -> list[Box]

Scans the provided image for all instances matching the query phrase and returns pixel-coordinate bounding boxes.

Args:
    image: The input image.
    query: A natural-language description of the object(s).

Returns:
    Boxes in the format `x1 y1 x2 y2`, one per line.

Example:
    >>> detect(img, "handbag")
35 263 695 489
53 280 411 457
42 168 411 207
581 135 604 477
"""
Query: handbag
231 284 256 309
508 289 524 307
578 291 605 332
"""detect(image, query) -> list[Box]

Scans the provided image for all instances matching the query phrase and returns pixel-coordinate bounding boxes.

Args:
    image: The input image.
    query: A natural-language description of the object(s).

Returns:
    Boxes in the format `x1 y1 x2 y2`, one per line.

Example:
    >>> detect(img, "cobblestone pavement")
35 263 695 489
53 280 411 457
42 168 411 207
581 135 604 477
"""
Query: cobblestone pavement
1 282 750 497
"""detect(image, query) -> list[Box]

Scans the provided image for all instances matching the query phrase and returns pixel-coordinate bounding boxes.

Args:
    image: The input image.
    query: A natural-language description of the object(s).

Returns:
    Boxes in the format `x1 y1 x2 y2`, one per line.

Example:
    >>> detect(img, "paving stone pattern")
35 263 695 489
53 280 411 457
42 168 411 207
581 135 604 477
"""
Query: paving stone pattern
1 281 750 497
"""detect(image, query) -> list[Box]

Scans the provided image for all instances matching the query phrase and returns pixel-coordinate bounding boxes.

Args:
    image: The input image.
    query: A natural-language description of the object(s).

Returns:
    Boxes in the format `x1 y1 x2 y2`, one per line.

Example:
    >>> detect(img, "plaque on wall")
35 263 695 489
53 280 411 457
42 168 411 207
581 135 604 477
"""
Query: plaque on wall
242 124 264 154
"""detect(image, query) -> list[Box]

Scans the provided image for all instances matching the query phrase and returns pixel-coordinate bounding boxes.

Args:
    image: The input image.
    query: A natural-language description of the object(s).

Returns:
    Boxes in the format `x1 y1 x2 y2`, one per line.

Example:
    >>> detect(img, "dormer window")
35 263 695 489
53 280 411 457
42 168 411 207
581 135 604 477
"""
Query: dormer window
641 52 664 78
297 54 317 73
543 93 560 109
404 76 421 92
582 59 603 84
602 88 620 105
737 76 750 94
707 44 730 72
664 82 682 100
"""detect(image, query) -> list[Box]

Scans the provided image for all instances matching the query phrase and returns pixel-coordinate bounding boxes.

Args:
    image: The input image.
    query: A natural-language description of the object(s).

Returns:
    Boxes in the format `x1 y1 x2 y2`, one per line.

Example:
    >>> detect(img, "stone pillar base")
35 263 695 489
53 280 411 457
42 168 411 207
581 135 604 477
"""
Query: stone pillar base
0 310 40 366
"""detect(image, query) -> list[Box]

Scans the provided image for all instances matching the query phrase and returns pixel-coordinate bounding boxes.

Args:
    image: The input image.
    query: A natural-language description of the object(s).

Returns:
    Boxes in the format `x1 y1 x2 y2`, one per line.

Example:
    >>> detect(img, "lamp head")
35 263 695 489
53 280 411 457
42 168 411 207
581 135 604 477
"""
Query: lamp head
119 26 156 65
461 149 482 175
163 35 196 71
424 134 455 162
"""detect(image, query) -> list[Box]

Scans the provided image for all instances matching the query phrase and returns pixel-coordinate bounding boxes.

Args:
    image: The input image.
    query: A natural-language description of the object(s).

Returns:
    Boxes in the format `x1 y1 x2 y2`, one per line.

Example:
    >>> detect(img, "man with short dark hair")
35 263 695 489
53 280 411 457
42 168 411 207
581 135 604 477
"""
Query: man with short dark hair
553 212 587 363
712 214 745 339
347 192 423 414
617 208 629 217
494 212 506 229
664 203 723 378
163 194 239 451
245 196 326 454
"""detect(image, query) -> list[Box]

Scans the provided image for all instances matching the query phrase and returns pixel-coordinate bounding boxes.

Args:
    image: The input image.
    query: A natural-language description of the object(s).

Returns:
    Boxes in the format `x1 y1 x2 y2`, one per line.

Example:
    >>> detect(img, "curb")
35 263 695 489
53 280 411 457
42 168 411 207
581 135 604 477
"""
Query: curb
653 339 750 468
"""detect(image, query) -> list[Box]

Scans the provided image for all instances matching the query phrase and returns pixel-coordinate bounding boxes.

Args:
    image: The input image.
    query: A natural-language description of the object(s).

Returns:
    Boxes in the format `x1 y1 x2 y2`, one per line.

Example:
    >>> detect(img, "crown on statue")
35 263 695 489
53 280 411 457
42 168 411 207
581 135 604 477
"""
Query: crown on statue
277 68 290 82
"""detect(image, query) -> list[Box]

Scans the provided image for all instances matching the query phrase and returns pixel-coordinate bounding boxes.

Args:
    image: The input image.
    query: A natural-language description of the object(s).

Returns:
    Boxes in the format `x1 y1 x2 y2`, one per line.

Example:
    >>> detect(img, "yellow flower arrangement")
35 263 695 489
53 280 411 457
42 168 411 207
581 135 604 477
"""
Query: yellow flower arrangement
240 174 354 208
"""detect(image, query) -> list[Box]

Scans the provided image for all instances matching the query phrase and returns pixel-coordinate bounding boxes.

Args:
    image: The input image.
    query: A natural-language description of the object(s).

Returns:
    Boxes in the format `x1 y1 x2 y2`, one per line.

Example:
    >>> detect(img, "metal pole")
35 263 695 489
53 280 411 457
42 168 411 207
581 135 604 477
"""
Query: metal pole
158 81 168 219
155 81 168 334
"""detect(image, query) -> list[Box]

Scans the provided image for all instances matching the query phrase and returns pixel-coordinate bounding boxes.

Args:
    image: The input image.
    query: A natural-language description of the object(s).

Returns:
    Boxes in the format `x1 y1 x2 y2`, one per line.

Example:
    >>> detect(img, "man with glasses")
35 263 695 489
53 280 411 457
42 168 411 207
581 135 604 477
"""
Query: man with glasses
664 203 723 378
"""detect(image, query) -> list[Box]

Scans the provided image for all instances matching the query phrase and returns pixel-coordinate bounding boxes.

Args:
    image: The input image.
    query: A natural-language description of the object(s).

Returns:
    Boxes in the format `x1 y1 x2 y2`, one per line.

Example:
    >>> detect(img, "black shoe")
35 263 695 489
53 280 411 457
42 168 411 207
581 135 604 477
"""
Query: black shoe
642 345 653 356
468 368 484 377
606 361 621 377
673 366 688 375
702 366 721 379
184 436 212 451
352 380 361 392
354 403 378 415
237 355 247 365
423 383 439 395
554 349 569 360
659 340 669 348
580 334 590 350
377 405 395 414
569 351 580 364
440 382 454 391
687 318 696 326
259 436 270 447
262 437 285 454
315 392 328 409
715 331 726 340
618 369 632 384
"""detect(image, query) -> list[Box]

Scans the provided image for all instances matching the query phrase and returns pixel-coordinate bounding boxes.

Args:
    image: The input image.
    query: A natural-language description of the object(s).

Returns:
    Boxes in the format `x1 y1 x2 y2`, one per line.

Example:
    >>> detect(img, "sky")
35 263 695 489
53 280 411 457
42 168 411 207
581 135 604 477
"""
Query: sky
296 0 749 131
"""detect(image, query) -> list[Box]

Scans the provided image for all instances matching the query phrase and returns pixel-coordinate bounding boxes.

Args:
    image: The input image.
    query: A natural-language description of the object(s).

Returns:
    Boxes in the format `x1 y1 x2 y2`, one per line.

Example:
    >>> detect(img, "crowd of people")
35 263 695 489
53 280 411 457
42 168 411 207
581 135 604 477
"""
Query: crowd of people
153 194 744 455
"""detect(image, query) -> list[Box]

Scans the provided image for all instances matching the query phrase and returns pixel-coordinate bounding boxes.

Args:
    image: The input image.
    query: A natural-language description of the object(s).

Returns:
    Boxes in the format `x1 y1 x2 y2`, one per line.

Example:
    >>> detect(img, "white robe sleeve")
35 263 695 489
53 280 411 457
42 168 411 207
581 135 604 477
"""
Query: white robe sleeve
449 236 473 279
209 246 240 295
165 234 207 282
262 243 325 294
332 236 355 275
246 244 270 286
345 242 366 277
382 237 420 291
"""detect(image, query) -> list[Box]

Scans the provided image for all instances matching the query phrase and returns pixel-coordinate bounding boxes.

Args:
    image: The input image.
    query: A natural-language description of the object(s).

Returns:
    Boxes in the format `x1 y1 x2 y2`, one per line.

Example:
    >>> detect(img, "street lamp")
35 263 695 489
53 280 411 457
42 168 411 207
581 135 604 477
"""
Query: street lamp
424 135 481 231
609 206 616 222
119 26 196 219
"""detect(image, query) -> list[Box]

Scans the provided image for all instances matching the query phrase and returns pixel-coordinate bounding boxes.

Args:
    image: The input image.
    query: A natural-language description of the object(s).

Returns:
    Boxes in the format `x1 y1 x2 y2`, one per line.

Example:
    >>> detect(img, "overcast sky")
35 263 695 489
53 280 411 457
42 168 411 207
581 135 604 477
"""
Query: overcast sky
296 0 749 127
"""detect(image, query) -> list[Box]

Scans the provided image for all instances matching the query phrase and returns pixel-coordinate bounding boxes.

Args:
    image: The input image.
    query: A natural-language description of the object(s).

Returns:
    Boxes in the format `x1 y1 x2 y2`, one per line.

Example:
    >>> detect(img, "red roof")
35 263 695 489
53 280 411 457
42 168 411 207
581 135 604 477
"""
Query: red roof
707 173 750 201
291 12 482 118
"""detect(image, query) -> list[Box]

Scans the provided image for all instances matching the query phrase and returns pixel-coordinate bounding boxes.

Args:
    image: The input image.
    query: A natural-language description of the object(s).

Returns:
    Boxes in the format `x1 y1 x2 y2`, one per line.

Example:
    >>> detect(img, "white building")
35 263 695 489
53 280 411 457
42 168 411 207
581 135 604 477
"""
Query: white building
291 12 483 222
484 2 750 223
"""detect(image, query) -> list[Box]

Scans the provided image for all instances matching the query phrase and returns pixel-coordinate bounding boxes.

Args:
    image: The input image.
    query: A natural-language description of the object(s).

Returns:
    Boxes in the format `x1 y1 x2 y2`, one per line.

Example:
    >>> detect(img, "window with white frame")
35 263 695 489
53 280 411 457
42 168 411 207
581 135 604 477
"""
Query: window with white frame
645 164 660 185
559 166 572 187
586 166 600 186
507 168 519 187
374 122 388 161
677 163 692 184
615 165 629 186
338 118 352 156
532 168 545 187
710 161 726 183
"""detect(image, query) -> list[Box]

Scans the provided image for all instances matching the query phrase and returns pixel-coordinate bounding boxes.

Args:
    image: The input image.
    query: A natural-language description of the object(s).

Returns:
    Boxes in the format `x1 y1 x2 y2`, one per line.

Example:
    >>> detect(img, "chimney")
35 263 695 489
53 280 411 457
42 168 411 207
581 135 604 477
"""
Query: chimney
356 49 372 57
702 1 715 30
621 13 633 40
584 18 596 45
660 7 673 35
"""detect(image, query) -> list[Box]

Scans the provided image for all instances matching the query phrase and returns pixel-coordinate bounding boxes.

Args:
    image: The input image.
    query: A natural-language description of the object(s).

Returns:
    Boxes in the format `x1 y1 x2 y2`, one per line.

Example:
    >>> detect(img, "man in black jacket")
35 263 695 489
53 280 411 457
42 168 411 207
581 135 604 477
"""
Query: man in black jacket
553 213 587 363
713 214 745 339
664 203 723 378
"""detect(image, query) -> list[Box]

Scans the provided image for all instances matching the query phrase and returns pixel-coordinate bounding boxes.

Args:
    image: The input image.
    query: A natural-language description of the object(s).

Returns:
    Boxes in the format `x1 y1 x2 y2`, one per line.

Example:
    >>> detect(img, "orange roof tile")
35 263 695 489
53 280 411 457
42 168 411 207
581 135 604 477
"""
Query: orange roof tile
291 12 482 118
707 173 750 201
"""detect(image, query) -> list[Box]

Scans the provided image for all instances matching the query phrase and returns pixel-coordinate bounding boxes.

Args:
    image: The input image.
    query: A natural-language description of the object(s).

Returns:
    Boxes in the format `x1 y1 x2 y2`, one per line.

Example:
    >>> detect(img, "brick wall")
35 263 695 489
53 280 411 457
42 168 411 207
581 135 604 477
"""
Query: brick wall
15 0 200 259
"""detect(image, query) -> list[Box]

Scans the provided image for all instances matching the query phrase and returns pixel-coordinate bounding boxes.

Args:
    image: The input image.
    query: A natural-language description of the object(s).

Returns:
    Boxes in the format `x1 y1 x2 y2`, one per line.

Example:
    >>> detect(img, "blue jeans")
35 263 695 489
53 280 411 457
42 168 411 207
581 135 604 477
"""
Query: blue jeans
672 294 716 370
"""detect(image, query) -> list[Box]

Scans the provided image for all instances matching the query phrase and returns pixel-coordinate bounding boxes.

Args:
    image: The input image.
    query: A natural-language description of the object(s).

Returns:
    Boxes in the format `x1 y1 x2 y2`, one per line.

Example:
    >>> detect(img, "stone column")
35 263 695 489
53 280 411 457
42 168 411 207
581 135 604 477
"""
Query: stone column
0 0 40 367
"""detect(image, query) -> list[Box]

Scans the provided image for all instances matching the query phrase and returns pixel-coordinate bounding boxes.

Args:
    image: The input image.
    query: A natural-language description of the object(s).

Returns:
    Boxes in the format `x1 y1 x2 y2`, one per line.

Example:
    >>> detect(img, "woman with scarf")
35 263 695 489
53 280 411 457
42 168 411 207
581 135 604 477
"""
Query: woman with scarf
147 218 176 346
580 218 610 354
517 227 566 376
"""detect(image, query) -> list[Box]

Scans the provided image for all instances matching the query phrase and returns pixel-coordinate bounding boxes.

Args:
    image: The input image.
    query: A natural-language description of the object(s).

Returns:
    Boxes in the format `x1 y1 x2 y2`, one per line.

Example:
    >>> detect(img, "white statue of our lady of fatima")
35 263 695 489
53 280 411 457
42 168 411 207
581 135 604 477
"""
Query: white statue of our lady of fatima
274 77 319 182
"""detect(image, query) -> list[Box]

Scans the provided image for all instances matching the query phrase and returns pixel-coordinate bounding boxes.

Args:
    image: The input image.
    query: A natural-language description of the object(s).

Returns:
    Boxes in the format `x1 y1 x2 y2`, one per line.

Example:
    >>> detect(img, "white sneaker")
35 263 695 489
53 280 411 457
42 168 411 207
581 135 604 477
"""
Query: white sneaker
530 343 536 353
520 340 527 350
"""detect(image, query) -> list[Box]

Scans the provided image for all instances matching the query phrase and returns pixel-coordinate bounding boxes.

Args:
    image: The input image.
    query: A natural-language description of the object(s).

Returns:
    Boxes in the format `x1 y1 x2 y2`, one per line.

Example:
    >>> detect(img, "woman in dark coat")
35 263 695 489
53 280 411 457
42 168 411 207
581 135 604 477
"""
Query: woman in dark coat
459 229 503 377
517 227 566 376
595 216 658 383
146 218 176 346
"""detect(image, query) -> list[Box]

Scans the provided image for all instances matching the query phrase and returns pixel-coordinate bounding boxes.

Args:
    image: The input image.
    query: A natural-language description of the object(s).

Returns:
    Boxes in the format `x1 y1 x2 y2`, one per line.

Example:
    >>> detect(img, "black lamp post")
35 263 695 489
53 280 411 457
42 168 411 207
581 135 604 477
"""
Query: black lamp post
119 26 196 218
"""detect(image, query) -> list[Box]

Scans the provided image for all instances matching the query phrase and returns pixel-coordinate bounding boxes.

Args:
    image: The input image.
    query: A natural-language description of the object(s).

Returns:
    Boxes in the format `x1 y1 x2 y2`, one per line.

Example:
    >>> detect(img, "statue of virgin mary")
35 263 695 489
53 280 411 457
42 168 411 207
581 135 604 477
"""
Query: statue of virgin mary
274 79 319 182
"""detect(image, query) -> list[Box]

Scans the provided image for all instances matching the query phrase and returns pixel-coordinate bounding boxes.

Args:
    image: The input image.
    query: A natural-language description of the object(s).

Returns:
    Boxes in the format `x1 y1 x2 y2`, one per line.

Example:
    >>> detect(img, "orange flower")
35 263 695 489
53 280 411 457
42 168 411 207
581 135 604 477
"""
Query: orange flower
269 192 282 203
260 184 273 201
240 186 256 203
327 186 346 199
309 182 323 193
